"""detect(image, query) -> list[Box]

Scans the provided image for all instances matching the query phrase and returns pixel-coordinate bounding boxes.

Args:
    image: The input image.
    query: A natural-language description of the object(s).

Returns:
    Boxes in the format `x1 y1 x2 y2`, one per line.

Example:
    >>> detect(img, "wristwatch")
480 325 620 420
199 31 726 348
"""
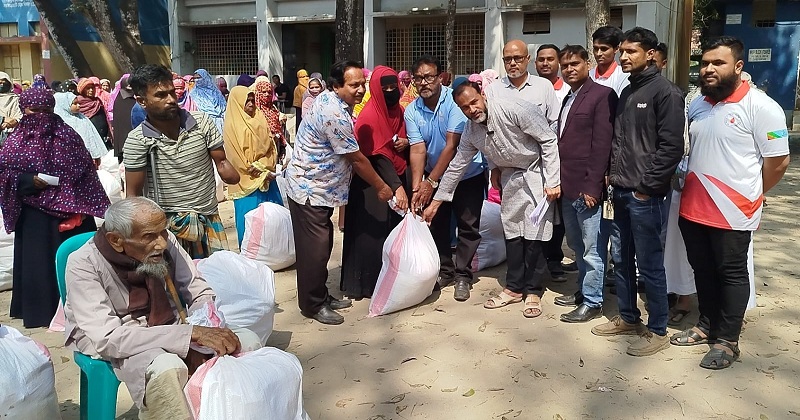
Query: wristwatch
424 176 439 189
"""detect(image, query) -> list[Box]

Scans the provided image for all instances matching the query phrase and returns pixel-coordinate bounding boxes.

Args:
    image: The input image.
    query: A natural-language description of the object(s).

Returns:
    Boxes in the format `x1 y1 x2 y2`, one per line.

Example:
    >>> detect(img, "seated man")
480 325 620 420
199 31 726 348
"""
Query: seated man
64 197 262 418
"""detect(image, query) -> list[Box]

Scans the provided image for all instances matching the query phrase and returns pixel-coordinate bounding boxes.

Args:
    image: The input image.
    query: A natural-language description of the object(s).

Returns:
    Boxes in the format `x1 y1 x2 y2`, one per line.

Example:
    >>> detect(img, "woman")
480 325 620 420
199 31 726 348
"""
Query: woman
53 92 107 160
237 74 255 87
340 66 409 300
0 88 109 328
100 78 111 93
398 70 412 92
301 77 325 117
89 76 112 114
189 69 227 134
254 77 286 161
173 77 198 111
223 86 282 246
32 74 48 90
216 77 230 99
75 78 110 147
1 72 21 140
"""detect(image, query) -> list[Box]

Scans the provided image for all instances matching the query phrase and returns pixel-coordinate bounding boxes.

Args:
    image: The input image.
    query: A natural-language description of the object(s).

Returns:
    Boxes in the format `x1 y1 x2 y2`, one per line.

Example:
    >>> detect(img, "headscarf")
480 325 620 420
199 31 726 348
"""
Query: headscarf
189 69 227 121
53 92 108 159
107 73 129 120
172 78 198 111
296 69 309 88
256 70 268 78
301 77 326 116
237 74 255 87
398 70 411 91
254 77 283 143
399 82 418 109
21 80 31 90
0 72 22 123
223 86 276 199
12 83 22 95
75 78 103 118
32 74 48 90
89 76 112 113
353 66 407 175
100 79 111 92
0 88 110 233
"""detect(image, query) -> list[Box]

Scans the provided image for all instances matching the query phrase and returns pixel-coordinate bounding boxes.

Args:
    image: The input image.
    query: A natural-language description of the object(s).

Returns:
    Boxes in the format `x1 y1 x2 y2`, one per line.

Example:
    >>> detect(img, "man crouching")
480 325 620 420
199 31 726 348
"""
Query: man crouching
64 197 262 418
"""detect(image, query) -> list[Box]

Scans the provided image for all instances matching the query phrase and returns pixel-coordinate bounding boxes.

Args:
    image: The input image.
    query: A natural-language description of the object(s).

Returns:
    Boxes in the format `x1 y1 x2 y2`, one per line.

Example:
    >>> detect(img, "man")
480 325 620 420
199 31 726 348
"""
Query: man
552 45 618 323
591 27 684 357
0 71 21 138
486 40 566 281
285 60 396 325
423 83 560 318
273 74 291 112
64 197 263 418
406 55 486 302
112 75 136 162
674 36 790 369
124 64 240 259
535 44 571 103
590 26 630 96
292 69 309 130
654 43 668 71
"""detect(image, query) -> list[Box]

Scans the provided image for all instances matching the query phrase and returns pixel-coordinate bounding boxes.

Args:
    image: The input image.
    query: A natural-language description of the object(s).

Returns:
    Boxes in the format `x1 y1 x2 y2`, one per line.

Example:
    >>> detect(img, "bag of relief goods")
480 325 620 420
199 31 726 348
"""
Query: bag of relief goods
0 326 61 419
0 213 13 291
240 202 296 270
471 200 506 271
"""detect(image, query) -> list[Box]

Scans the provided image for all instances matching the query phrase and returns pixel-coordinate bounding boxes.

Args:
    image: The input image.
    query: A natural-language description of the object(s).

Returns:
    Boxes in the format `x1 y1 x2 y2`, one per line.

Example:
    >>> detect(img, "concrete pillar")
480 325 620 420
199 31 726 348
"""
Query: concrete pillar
264 0 283 76
485 1 505 73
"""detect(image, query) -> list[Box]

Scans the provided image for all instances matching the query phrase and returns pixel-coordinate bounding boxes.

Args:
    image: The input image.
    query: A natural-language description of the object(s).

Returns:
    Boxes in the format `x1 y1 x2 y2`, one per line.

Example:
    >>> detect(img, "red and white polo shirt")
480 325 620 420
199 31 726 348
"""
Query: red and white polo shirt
680 82 789 231
590 61 629 97
552 77 571 104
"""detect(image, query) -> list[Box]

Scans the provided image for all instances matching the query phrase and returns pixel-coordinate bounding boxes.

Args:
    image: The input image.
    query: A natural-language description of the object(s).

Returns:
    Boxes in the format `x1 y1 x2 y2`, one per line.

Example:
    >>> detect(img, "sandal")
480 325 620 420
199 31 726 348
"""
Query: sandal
699 339 740 370
484 291 522 309
523 295 542 318
670 327 710 346
668 309 691 326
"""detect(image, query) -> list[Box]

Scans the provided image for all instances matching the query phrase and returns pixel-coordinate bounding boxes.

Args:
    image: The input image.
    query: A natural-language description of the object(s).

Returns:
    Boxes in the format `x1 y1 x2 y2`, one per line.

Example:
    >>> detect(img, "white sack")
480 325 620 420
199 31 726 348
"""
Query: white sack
240 202 296 270
98 150 121 183
471 200 506 271
0 326 61 419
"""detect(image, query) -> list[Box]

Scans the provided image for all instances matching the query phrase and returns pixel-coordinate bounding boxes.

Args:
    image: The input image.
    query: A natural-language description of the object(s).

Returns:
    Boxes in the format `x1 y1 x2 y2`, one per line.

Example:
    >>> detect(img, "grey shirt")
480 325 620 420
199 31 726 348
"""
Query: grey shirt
485 73 561 127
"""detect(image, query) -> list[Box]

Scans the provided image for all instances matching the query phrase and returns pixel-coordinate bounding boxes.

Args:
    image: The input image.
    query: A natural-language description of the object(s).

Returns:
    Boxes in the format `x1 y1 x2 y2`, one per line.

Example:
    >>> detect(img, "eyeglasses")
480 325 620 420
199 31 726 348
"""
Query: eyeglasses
502 55 527 64
412 74 439 85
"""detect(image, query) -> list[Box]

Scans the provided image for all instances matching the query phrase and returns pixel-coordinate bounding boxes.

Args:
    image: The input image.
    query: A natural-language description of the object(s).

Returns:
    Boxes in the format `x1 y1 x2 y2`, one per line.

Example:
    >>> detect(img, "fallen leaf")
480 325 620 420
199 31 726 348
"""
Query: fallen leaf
396 405 408 414
479 321 489 332
376 368 397 374
579 358 584 367
672 382 685 388
441 387 458 392
383 393 406 404
335 398 353 408
488 388 505 392
407 383 431 389
401 357 417 364
555 415 565 420
462 388 475 397
60 356 70 364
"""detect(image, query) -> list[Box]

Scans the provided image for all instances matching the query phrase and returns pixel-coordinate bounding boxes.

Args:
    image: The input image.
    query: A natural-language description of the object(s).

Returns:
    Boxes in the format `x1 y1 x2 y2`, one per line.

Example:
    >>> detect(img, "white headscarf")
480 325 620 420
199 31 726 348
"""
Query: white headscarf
0 71 22 122
53 92 107 159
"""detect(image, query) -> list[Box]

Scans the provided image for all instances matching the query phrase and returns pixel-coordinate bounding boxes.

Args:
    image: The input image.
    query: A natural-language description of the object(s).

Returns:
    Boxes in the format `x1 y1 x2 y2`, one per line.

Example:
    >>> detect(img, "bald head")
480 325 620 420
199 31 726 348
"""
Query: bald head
502 40 531 80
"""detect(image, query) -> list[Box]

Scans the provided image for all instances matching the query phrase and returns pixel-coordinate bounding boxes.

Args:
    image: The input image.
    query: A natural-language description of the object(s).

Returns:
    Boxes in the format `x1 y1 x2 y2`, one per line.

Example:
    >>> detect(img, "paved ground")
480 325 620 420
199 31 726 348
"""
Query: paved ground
3 148 800 419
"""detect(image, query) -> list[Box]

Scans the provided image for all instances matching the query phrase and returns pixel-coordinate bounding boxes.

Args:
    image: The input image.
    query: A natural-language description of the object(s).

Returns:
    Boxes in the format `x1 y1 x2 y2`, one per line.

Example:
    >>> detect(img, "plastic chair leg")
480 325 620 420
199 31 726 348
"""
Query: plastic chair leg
79 368 120 420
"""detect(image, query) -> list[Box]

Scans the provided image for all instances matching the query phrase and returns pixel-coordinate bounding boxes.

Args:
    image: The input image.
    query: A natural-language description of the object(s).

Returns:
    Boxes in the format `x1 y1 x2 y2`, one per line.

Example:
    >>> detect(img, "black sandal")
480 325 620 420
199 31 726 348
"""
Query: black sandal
699 339 740 370
670 327 710 346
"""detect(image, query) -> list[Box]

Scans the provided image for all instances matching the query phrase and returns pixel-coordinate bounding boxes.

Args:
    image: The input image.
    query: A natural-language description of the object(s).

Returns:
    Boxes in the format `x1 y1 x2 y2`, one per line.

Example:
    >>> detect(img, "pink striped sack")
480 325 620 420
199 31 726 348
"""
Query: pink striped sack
369 213 440 316
240 202 296 270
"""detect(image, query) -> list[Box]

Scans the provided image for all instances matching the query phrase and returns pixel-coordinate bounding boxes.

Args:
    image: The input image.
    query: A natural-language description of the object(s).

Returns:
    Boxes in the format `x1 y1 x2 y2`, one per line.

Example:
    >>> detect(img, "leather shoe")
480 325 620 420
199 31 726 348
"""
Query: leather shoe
305 306 344 325
554 292 583 307
327 296 353 310
560 303 602 323
453 280 471 301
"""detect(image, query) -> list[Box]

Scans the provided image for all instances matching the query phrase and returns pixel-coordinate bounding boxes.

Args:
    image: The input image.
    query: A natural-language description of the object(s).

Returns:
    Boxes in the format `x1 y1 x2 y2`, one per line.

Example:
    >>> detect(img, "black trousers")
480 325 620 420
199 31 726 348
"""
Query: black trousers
505 237 547 296
679 217 751 342
289 199 334 314
543 199 565 264
429 173 485 283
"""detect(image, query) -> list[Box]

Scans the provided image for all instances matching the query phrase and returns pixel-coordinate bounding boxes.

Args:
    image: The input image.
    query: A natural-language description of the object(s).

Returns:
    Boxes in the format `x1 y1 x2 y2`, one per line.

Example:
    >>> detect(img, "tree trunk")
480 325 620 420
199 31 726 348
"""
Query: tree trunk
32 0 93 77
445 0 457 75
72 0 146 73
117 0 148 67
585 0 611 67
335 0 364 63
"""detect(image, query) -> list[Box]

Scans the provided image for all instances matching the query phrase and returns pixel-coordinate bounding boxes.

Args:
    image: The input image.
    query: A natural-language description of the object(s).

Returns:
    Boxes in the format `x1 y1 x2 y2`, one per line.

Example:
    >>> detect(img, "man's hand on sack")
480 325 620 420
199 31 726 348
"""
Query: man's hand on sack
422 200 442 224
191 325 241 356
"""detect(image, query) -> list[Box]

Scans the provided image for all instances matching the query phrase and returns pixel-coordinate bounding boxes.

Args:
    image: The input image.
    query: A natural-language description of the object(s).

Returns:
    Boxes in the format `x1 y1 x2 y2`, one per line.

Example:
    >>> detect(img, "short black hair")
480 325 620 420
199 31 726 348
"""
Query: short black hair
451 81 481 100
558 44 590 62
411 55 442 75
701 36 745 62
592 26 624 48
329 60 363 88
656 43 668 56
272 75 280 79
622 27 659 51
129 64 174 97
537 44 561 55
50 81 62 92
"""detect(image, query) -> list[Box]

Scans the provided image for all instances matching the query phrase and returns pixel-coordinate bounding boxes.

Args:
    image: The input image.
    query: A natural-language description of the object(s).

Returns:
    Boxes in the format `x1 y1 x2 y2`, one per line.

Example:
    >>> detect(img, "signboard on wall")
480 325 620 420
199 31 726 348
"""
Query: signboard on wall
748 48 772 62
726 14 743 24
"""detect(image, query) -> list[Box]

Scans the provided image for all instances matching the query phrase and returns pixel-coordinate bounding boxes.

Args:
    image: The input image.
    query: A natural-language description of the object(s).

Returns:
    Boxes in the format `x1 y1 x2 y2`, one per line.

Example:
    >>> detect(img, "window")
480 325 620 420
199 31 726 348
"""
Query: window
385 15 485 75
610 8 624 29
522 12 550 35
0 23 19 37
30 22 41 36
0 45 22 79
193 25 258 75
752 0 776 27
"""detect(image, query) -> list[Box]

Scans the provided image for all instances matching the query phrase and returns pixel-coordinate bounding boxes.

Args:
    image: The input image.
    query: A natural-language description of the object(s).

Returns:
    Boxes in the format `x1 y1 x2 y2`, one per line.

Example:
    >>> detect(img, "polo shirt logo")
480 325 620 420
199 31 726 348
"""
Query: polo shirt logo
637 103 647 109
725 112 741 127
767 129 788 141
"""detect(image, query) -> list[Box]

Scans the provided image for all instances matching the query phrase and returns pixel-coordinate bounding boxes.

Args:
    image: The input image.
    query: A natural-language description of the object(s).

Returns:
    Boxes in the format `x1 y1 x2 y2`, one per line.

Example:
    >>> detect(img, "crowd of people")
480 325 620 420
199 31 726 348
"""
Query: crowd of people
0 24 791 418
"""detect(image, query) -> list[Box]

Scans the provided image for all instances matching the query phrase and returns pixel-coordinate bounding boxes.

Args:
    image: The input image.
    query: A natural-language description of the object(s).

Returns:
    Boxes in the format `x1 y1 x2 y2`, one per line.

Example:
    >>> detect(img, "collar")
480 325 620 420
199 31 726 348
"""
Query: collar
594 61 618 79
502 73 533 90
569 82 586 97
553 77 564 90
141 109 197 138
415 85 451 113
703 81 750 105
628 65 660 87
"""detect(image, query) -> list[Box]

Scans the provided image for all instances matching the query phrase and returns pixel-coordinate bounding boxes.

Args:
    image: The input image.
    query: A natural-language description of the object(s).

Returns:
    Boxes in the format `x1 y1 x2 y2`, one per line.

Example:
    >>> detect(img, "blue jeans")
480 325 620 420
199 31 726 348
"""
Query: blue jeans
611 188 668 335
562 199 608 308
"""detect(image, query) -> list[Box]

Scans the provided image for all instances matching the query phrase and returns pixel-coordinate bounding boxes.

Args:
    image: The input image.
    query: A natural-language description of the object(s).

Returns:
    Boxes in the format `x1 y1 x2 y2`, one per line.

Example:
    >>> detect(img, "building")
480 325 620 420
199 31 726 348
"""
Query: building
0 0 42 83
169 0 679 90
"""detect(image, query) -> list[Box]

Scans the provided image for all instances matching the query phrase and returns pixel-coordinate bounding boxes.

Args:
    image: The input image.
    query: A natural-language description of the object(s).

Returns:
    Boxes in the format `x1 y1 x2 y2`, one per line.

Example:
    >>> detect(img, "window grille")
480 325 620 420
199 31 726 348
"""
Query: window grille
385 15 485 75
522 12 550 35
610 8 624 29
0 23 19 37
193 25 258 75
0 45 22 79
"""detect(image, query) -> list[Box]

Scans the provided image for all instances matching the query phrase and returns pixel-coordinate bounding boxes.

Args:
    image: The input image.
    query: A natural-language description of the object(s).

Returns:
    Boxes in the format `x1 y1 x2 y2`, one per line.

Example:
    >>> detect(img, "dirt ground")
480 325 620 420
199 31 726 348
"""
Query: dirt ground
2 148 800 420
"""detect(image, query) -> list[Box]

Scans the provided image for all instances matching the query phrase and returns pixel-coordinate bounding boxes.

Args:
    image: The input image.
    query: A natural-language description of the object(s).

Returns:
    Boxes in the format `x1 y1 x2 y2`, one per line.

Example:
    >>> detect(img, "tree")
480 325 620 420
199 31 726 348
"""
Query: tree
335 0 364 63
445 0 456 75
69 0 147 73
32 0 92 76
585 0 611 66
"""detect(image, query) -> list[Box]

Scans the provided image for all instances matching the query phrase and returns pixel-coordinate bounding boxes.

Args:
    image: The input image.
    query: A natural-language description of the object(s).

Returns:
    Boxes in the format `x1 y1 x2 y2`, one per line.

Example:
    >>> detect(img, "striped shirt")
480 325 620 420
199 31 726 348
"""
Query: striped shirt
123 110 223 215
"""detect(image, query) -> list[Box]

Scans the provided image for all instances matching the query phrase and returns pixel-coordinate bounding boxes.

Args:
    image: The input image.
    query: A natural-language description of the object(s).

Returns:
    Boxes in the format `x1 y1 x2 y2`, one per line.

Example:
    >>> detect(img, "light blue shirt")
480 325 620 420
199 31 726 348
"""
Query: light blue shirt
404 86 485 180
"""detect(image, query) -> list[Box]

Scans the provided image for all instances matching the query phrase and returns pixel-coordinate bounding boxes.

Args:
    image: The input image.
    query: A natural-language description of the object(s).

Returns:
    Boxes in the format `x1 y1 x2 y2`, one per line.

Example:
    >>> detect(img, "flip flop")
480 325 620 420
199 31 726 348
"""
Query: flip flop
484 291 523 309
668 309 691 326
670 327 709 346
523 295 542 318
700 339 739 370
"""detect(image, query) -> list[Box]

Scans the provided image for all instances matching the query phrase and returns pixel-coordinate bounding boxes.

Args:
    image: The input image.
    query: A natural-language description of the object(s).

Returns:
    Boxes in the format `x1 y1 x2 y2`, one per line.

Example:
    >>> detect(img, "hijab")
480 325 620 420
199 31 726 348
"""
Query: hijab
75 78 103 118
53 92 107 159
173 78 197 111
89 76 112 113
223 86 276 199
189 69 227 119
32 74 48 90
254 77 283 143
237 74 256 87
301 78 325 116
353 66 407 175
0 88 109 233
0 72 21 122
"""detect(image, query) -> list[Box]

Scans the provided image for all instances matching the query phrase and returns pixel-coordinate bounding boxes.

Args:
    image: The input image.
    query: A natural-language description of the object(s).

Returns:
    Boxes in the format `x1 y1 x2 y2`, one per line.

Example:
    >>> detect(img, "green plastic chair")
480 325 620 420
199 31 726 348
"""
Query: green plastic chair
56 231 121 420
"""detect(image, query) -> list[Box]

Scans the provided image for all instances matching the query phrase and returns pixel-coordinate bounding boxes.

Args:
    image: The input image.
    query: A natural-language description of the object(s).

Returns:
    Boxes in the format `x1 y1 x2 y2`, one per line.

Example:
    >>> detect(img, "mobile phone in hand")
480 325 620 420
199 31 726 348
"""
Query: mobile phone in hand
572 195 588 214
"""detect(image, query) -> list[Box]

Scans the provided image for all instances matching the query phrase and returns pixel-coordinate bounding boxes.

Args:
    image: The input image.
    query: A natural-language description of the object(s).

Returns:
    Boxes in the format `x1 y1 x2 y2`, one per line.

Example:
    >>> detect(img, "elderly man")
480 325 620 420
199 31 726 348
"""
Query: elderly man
64 197 262 418
124 64 240 259
0 71 21 139
423 82 560 318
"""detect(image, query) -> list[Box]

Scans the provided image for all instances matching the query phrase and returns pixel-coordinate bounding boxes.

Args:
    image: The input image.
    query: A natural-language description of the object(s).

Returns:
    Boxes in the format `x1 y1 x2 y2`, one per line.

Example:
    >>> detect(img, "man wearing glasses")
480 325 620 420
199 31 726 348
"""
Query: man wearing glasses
405 55 486 302
486 39 566 283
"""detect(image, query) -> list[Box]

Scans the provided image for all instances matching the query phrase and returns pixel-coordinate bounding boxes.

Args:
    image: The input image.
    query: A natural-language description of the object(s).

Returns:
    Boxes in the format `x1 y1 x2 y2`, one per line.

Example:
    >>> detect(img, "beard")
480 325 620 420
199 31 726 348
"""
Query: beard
701 73 739 103
470 111 487 124
136 259 169 280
